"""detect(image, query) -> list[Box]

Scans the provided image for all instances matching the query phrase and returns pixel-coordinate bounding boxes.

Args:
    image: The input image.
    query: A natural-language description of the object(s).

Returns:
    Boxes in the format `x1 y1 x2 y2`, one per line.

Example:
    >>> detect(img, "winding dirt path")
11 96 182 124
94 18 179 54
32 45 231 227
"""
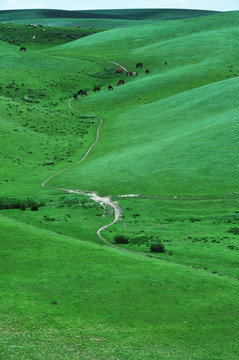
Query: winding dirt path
42 111 102 188
42 61 128 243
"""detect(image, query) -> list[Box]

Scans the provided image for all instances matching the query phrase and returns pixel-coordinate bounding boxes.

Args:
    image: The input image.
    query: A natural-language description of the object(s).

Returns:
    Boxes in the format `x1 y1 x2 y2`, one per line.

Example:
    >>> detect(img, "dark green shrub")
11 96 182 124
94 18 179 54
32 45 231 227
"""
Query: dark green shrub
31 205 39 211
130 235 153 245
0 197 45 210
114 235 129 244
150 242 166 253
228 227 239 235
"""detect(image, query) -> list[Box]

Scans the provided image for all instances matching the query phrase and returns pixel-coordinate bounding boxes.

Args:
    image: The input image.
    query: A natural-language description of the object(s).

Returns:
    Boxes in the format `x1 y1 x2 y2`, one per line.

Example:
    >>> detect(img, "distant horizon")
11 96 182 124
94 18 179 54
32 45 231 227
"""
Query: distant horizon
1 8 237 16
0 7 225 11
0 1 238 12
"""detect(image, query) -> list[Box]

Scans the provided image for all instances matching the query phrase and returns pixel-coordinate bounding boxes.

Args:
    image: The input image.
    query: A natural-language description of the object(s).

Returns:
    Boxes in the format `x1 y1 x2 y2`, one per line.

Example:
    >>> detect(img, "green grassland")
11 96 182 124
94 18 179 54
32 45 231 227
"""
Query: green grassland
1 214 239 359
0 22 104 49
1 9 239 359
0 8 219 21
48 11 239 197
0 8 219 29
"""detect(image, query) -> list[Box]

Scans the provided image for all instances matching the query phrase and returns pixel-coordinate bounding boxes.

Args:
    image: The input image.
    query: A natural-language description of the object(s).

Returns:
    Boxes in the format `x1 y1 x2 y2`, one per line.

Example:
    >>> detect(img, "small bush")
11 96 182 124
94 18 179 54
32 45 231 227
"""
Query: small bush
228 227 239 235
114 235 129 244
31 205 39 211
150 242 166 253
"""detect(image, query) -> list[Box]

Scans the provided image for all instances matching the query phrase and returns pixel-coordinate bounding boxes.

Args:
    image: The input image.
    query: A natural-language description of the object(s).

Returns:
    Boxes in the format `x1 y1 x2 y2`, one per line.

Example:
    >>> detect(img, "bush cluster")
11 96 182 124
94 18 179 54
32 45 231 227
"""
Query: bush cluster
113 234 172 254
59 195 99 209
114 235 129 244
0 197 45 211
150 242 166 253
228 227 239 235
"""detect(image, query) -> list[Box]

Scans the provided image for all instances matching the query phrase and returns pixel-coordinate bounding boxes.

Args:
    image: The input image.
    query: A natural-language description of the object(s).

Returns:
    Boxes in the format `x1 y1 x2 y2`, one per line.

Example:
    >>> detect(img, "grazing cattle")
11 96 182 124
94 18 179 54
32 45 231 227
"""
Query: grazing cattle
74 94 78 99
126 71 132 76
20 47 26 52
108 85 113 90
115 68 123 74
81 90 87 96
136 63 143 68
133 72 138 76
93 86 100 92
77 89 83 95
165 61 168 65
117 80 125 86
145 69 149 74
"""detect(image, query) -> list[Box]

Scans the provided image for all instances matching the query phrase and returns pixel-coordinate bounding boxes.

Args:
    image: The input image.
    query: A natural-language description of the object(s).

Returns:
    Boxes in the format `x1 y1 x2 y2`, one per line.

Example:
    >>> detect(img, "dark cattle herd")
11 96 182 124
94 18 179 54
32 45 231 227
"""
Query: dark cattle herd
17 51 168 99
73 61 168 98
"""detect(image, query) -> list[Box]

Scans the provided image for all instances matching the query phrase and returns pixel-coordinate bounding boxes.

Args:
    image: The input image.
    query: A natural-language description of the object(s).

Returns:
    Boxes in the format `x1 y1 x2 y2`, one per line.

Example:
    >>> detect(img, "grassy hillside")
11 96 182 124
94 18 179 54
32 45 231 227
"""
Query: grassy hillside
1 9 239 359
0 39 114 196
0 22 104 49
0 8 220 28
50 78 238 197
1 214 239 360
0 8 219 21
48 11 239 197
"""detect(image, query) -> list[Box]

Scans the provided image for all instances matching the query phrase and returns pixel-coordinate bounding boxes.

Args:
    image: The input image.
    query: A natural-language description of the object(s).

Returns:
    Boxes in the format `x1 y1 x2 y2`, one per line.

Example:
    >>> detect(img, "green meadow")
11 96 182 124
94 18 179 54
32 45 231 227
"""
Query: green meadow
0 9 239 359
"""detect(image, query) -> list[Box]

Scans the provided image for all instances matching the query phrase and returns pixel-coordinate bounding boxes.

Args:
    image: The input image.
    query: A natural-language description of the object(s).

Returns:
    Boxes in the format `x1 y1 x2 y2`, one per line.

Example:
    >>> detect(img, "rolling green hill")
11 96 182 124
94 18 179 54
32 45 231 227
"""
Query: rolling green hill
53 78 238 197
0 8 220 28
1 9 239 360
0 8 220 21
47 11 239 197
0 22 104 49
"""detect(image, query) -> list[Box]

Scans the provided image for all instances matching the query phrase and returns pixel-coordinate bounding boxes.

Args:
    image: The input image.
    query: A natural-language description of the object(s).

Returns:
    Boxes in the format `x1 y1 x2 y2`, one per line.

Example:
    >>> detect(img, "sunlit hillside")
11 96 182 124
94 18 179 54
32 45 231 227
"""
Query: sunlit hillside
0 9 238 360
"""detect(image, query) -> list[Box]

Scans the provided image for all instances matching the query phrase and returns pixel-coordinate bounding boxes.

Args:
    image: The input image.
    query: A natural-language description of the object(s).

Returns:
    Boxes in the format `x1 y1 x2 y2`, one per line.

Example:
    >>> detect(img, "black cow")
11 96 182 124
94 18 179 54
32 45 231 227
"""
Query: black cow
136 62 142 68
108 85 113 90
145 69 150 74
117 80 125 86
93 86 100 92
20 47 26 52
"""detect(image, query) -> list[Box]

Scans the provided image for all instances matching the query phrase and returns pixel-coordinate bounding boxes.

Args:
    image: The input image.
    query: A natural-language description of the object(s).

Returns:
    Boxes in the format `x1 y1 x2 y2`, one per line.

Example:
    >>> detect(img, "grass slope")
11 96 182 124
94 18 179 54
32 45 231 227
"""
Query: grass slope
51 77 239 197
1 10 239 359
0 8 219 21
0 8 220 29
48 12 239 197
1 214 238 359
0 22 104 49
